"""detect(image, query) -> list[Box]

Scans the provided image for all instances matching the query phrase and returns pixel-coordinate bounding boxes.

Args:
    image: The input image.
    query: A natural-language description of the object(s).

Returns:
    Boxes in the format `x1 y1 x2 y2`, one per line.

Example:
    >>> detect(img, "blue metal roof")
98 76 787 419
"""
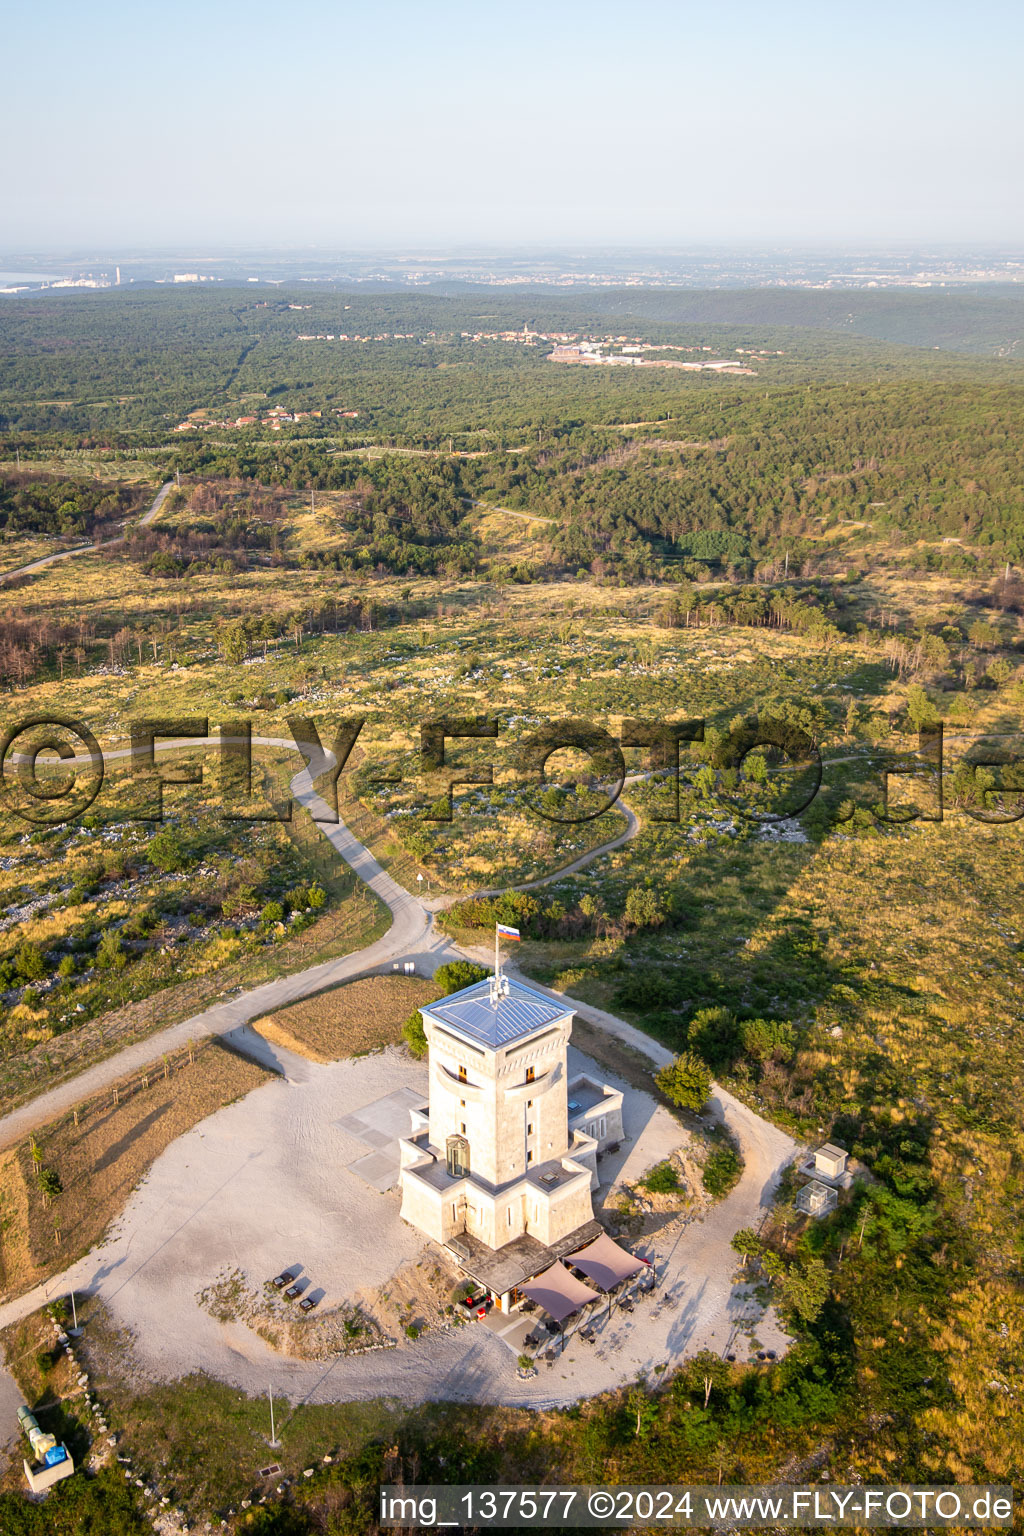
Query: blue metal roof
424 976 571 1049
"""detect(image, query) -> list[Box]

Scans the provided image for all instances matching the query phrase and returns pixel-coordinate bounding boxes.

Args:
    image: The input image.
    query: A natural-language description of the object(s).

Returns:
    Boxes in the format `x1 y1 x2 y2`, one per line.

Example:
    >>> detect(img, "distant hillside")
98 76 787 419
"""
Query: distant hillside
535 286 1024 359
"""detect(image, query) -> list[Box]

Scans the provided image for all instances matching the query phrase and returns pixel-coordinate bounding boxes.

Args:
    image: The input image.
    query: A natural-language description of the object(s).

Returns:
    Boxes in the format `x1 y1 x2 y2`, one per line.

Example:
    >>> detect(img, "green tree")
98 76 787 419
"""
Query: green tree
906 684 940 731
147 827 189 873
624 885 665 929
778 1254 830 1324
730 1226 763 1263
656 1051 712 1112
38 1167 63 1201
681 1348 732 1409
626 1383 659 1439
218 620 249 664
434 960 488 995
402 1010 427 1058
15 941 45 981
688 1006 741 1070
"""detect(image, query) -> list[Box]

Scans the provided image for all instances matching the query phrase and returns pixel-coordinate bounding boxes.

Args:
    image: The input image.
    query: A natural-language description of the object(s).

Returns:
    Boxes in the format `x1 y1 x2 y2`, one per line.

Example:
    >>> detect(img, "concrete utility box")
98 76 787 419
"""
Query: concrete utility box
814 1143 848 1180
23 1449 75 1492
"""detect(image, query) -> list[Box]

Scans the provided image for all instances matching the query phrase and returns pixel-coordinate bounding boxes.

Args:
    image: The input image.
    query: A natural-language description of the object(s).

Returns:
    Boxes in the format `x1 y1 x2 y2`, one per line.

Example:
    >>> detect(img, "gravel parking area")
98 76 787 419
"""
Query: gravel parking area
0 1037 795 1407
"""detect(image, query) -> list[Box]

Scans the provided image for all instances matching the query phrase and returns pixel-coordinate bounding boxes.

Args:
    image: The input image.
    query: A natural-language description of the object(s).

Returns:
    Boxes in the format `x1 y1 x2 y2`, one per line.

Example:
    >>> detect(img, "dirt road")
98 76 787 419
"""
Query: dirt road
0 479 173 584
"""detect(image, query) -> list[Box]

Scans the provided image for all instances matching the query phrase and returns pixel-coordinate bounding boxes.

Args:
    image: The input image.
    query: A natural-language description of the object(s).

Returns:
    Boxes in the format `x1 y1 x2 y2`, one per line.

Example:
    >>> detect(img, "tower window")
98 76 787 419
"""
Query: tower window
458 1065 467 1083
525 1066 535 1084
461 1122 466 1134
527 1150 533 1164
527 1123 533 1135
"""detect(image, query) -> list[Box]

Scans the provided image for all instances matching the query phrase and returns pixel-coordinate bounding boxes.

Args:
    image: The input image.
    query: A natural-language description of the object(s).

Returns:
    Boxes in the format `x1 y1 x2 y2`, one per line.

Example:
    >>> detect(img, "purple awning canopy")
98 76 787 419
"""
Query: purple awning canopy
520 1261 600 1322
565 1232 648 1291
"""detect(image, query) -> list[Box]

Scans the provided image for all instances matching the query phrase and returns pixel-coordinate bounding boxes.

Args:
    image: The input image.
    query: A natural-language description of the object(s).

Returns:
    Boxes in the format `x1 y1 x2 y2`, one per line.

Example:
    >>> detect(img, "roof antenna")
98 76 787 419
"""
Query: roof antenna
490 924 511 1002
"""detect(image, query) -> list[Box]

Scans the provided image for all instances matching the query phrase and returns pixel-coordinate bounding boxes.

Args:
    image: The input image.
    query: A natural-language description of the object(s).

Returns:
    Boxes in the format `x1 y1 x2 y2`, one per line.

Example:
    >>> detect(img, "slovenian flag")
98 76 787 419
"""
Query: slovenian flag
496 923 521 941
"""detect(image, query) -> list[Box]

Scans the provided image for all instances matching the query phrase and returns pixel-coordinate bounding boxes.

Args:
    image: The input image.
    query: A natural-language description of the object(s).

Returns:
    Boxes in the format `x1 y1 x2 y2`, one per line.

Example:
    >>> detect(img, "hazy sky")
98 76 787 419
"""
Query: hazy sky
6 0 1023 250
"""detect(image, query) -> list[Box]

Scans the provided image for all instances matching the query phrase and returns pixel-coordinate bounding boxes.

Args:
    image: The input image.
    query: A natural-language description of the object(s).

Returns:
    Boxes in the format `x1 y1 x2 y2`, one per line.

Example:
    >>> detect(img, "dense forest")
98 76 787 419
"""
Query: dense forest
0 471 142 538
167 374 1024 570
2 285 1022 440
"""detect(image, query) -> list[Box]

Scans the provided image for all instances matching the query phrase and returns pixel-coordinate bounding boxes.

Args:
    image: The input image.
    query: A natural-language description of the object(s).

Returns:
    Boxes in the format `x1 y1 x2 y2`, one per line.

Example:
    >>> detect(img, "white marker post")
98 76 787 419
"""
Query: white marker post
268 1384 279 1447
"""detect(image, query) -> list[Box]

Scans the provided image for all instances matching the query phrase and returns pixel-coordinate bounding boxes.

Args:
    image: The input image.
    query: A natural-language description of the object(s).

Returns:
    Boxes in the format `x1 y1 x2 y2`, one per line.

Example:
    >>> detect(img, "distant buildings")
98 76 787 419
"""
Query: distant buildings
546 343 756 374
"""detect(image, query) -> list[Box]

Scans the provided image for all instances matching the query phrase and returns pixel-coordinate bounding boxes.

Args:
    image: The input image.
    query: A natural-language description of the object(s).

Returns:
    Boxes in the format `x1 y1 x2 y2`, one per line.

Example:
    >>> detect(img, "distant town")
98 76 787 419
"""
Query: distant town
4 246 1024 295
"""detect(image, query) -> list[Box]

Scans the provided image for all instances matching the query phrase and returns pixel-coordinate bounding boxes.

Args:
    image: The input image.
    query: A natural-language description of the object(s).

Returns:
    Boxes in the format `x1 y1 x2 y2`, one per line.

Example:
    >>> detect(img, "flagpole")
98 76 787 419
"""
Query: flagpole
495 922 500 981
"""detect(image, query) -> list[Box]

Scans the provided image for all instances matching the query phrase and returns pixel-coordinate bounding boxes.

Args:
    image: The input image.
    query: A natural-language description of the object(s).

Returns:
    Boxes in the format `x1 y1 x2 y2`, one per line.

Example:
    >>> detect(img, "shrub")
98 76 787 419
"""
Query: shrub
657 1051 712 1112
96 929 126 970
703 1143 743 1199
641 1160 680 1194
260 900 285 926
740 1015 795 1063
624 885 665 928
613 966 678 1010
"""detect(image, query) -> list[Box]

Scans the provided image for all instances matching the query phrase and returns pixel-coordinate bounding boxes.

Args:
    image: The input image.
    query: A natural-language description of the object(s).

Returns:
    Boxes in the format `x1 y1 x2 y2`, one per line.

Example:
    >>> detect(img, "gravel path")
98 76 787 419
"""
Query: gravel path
0 481 173 584
0 741 435 1150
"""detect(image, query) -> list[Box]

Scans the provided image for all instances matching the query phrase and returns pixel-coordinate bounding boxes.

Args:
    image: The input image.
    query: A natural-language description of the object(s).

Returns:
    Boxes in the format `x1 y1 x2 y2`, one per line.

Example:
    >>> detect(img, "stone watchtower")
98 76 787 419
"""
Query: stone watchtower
398 972 623 1291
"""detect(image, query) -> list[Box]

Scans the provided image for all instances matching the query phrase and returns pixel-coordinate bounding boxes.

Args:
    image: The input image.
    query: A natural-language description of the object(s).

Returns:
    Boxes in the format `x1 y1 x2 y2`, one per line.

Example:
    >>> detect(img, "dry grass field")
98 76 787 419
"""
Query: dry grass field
255 973 439 1062
0 1040 271 1297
